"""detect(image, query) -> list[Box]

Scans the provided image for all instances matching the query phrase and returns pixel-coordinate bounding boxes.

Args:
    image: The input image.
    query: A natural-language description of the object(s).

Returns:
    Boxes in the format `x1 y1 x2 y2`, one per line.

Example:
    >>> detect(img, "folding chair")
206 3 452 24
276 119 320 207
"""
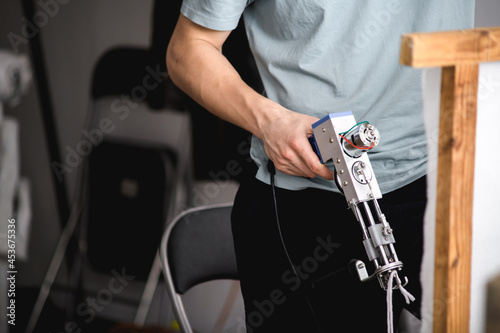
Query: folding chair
159 203 239 333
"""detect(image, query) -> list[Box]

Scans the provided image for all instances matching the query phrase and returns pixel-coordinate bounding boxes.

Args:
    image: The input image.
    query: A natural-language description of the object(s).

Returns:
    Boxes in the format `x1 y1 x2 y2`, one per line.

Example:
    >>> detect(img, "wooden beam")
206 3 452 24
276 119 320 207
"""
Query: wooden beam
433 64 478 333
401 27 500 67
399 27 500 333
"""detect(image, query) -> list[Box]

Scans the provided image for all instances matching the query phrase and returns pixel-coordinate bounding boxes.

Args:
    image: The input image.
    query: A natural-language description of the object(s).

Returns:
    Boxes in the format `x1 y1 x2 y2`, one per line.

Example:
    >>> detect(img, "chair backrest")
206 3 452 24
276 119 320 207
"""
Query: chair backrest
85 139 176 280
160 203 238 333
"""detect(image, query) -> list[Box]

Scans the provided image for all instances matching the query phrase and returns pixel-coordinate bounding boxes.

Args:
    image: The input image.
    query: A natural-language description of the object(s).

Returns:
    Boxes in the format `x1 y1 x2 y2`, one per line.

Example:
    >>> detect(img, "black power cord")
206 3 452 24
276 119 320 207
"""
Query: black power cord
266 160 324 333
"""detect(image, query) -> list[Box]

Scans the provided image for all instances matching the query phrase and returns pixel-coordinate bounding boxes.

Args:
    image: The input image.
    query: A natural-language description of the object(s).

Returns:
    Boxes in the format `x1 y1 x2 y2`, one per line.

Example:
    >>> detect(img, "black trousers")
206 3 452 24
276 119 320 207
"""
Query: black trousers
231 173 426 332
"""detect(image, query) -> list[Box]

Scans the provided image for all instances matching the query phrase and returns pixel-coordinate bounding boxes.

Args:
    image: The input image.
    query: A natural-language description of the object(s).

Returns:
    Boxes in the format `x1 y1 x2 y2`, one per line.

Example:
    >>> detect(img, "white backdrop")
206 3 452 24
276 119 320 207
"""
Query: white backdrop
420 62 500 333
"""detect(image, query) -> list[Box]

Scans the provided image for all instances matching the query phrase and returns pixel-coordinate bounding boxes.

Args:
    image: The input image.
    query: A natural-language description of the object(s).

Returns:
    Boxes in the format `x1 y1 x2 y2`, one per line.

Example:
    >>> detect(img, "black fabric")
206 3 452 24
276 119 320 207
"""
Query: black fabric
231 173 426 332
167 205 238 294
86 140 175 280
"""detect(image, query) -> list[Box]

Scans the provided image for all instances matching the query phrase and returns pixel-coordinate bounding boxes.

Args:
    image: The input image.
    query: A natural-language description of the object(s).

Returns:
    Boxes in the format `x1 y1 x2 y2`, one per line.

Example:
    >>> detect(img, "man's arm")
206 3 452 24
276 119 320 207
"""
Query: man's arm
167 14 333 180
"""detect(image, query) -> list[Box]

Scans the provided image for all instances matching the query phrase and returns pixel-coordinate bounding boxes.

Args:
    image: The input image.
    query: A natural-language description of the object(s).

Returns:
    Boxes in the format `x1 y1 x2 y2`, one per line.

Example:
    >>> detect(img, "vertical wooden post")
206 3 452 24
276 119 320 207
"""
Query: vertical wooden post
400 27 500 333
433 64 478 333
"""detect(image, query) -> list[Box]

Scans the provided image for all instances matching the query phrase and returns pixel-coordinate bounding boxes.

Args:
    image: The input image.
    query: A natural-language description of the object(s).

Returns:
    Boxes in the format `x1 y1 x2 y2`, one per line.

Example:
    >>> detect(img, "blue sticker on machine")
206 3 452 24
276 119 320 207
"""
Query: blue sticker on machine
309 134 323 163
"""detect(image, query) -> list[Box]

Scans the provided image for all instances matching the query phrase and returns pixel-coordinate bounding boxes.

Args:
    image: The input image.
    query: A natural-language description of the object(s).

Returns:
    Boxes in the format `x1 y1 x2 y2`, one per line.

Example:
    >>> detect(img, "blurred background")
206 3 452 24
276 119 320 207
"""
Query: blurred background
0 1 498 332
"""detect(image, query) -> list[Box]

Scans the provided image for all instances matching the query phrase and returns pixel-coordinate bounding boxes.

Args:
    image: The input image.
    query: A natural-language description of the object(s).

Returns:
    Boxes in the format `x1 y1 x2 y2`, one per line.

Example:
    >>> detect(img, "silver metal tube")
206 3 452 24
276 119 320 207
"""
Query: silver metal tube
371 197 391 228
362 201 390 265
353 203 370 240
354 203 380 268
388 243 400 262
377 245 390 266
362 201 377 226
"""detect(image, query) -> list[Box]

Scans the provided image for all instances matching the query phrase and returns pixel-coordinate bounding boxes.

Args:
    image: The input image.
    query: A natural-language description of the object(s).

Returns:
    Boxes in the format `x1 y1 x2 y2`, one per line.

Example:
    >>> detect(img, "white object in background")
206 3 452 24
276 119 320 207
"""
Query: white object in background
0 117 20 332
13 178 32 261
0 50 32 124
0 49 32 333
0 117 20 254
0 50 32 106
470 62 500 333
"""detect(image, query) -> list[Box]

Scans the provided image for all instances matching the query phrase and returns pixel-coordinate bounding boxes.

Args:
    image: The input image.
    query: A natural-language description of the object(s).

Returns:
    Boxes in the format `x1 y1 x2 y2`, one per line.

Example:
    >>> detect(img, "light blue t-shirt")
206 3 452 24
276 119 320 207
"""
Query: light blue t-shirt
181 0 475 194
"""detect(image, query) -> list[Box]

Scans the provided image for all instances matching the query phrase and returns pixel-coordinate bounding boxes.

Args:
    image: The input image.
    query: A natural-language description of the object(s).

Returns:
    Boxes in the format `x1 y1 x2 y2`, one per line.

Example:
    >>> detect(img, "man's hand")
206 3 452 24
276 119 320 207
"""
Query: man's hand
260 111 334 180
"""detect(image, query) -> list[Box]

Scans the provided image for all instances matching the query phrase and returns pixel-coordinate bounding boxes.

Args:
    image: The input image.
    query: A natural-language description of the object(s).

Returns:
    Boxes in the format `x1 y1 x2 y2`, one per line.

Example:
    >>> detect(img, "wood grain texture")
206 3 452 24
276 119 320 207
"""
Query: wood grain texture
433 64 478 333
400 27 500 67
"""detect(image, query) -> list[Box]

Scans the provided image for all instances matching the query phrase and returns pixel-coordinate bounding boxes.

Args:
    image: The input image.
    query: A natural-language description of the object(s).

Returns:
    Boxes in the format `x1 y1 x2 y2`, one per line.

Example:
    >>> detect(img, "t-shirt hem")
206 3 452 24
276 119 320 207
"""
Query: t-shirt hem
255 164 427 195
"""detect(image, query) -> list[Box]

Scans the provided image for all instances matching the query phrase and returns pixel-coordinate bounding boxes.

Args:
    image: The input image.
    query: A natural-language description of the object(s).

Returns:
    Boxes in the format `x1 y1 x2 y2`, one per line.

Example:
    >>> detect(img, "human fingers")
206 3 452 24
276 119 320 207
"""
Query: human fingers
299 145 334 180
265 135 333 180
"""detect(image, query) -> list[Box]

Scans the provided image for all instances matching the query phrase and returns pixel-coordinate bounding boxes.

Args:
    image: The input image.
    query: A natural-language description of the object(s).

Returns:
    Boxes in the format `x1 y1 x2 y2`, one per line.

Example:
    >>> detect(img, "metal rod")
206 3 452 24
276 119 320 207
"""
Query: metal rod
353 203 370 240
388 243 400 262
362 202 390 265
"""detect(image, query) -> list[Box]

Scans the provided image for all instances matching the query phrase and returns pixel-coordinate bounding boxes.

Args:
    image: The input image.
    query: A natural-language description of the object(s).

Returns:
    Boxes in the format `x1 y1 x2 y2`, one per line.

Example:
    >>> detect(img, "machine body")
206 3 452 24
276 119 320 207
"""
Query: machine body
310 111 408 290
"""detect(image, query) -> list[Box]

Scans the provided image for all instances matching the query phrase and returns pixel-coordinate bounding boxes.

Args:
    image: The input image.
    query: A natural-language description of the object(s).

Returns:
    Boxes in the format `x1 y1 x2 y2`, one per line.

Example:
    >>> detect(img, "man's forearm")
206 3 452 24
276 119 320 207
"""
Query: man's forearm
166 15 284 141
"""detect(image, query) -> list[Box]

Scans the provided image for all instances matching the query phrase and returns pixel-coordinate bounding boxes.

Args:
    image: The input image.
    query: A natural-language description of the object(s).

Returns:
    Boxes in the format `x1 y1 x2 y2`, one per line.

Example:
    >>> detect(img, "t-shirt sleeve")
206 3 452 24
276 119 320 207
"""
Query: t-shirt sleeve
181 0 250 31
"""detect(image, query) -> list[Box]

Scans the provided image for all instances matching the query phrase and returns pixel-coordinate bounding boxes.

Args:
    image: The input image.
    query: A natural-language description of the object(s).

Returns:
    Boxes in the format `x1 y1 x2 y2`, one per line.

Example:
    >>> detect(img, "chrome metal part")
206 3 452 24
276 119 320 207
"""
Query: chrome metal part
311 112 409 291
342 122 380 158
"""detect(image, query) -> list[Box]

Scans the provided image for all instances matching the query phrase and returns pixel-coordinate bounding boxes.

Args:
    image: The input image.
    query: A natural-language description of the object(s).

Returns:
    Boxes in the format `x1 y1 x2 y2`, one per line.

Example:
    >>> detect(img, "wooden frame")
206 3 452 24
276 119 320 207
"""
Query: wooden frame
400 27 500 333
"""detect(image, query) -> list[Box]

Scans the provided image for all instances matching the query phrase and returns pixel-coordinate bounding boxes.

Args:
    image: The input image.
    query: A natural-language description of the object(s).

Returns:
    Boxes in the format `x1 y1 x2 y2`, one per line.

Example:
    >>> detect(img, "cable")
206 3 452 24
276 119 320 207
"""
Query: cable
338 121 369 136
267 160 324 333
338 134 375 150
386 271 415 333
333 168 344 195
267 160 298 282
